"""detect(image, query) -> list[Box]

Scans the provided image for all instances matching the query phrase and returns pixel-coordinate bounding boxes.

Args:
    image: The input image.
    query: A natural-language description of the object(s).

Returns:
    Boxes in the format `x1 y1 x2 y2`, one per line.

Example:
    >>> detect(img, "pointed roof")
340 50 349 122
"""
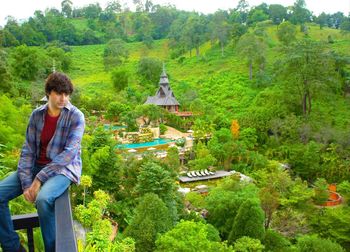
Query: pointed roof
144 65 180 106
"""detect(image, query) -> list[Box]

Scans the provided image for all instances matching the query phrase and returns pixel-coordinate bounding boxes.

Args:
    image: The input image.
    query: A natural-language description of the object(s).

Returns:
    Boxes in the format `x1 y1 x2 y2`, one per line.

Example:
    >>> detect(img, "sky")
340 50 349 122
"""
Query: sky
0 0 349 26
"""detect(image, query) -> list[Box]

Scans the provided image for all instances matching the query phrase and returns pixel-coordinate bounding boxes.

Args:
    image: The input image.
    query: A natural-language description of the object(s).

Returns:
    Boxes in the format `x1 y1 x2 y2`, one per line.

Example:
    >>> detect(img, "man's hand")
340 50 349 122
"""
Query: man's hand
23 189 34 203
23 178 42 203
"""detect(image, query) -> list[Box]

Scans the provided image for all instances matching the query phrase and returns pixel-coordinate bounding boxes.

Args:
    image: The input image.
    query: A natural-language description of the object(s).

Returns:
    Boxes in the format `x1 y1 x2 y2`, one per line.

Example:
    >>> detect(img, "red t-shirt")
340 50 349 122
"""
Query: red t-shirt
36 112 59 165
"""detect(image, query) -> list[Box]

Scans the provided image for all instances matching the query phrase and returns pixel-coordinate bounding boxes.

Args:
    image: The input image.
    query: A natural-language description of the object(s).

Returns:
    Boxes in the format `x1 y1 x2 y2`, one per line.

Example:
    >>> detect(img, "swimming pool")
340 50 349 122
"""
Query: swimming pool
104 124 127 130
117 138 173 149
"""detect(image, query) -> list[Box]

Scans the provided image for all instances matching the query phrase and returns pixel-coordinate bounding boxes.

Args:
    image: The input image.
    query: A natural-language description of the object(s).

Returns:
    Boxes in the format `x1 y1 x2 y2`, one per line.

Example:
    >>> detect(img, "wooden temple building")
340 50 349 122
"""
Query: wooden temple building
145 66 193 117
144 67 180 112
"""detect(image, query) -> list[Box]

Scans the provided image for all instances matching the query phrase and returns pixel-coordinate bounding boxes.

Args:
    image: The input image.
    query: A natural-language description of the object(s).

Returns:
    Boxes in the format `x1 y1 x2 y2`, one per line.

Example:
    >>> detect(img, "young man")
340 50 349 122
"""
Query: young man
0 72 85 252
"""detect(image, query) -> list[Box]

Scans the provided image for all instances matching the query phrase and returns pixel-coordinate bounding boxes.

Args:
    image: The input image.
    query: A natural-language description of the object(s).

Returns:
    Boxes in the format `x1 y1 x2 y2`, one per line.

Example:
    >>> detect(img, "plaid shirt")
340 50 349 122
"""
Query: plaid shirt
17 102 85 190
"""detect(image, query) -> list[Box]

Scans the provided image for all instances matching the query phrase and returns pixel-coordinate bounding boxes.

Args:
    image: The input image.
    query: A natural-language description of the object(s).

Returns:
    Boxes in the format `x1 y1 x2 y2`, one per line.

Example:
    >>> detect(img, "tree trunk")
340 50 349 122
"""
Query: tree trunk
249 62 253 80
196 46 200 57
221 41 224 57
265 212 272 230
307 91 312 115
302 93 307 116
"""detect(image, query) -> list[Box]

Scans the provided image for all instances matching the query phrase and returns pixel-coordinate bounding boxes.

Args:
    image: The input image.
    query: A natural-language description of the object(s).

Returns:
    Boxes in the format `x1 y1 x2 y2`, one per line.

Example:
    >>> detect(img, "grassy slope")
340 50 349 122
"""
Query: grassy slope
68 23 350 129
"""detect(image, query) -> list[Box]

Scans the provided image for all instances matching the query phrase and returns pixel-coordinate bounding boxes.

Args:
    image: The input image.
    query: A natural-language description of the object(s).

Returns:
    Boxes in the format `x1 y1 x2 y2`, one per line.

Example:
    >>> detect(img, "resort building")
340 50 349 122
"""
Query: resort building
144 67 180 113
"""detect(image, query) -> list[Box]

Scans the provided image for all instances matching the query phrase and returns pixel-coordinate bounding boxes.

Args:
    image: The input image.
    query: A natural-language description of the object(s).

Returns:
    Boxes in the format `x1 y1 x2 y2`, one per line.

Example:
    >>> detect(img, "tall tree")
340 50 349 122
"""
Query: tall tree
316 12 329 29
105 0 122 14
168 15 188 57
150 5 177 39
228 198 265 244
133 13 154 47
236 33 266 80
290 0 311 25
182 14 207 57
0 50 12 93
61 0 73 18
83 3 102 19
277 21 297 46
9 45 45 80
277 39 338 116
103 38 129 70
135 161 176 201
268 4 287 25
136 57 162 84
247 8 269 25
231 0 250 24
210 10 230 56
124 193 173 252
340 19 350 33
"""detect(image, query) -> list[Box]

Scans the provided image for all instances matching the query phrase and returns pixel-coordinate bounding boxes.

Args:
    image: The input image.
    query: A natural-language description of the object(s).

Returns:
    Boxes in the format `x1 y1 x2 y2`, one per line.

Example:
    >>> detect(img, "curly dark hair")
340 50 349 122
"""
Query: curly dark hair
45 72 74 98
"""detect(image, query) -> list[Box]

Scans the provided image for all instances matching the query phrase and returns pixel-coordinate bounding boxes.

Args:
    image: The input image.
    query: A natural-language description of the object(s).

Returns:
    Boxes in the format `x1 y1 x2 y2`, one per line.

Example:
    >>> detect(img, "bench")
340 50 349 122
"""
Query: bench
11 189 77 252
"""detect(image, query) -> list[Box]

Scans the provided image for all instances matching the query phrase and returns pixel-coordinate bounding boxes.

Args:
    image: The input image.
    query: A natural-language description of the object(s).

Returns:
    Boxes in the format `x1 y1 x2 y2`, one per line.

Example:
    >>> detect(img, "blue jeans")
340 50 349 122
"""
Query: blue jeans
0 166 71 252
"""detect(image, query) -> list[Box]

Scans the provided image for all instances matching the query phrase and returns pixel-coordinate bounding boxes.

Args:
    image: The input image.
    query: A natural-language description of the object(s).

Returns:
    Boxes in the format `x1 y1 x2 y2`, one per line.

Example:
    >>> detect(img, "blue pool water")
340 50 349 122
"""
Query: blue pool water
117 138 173 149
104 124 127 130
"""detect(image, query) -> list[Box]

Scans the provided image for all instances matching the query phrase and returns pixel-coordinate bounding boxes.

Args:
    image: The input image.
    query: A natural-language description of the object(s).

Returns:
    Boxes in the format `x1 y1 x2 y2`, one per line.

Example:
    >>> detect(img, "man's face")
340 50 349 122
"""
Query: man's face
48 91 69 110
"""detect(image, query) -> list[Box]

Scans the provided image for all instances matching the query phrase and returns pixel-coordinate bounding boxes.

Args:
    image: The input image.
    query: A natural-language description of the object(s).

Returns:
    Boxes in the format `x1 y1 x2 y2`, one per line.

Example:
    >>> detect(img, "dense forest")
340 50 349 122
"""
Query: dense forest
1 0 350 251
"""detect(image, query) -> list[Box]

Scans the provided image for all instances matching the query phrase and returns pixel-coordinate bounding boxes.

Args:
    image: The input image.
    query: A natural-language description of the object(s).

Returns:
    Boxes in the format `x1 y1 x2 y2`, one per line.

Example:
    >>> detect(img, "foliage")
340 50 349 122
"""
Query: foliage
271 208 309 238
289 0 311 25
81 175 93 206
207 128 238 169
0 95 31 149
296 234 345 252
268 4 287 25
277 22 297 46
89 145 120 193
228 198 265 244
263 229 292 252
124 193 173 252
233 236 265 252
9 45 46 80
182 14 208 57
134 161 176 201
2 3 350 251
105 101 130 122
209 11 230 57
162 146 180 173
188 141 217 171
205 177 259 239
159 123 167 135
155 220 233 252
136 57 162 85
185 192 206 209
230 120 240 139
313 178 329 205
236 33 266 80
103 39 129 70
276 39 339 116
311 206 350 249
111 68 129 91
259 186 280 229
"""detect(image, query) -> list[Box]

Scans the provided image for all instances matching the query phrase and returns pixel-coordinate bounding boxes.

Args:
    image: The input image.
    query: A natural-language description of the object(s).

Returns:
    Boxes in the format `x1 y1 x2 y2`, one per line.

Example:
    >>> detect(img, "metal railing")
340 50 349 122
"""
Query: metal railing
11 189 77 252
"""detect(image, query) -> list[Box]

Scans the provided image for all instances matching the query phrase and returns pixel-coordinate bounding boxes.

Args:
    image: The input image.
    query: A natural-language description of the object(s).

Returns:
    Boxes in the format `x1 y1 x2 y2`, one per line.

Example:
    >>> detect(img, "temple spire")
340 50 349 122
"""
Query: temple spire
161 62 167 77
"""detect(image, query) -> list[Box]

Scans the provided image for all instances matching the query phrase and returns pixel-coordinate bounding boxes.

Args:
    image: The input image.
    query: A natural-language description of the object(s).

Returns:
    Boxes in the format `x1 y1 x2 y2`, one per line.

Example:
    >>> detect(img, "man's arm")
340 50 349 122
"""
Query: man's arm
35 110 85 184
17 112 37 191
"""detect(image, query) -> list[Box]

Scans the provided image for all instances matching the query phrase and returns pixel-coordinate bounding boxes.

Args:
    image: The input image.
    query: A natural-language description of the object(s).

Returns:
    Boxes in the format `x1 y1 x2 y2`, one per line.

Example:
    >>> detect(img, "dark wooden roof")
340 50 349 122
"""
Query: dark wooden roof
144 68 180 106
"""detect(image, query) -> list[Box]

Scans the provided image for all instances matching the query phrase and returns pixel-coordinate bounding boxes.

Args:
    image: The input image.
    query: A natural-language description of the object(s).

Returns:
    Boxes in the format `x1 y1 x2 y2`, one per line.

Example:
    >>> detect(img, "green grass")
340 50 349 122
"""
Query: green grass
67 22 350 113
